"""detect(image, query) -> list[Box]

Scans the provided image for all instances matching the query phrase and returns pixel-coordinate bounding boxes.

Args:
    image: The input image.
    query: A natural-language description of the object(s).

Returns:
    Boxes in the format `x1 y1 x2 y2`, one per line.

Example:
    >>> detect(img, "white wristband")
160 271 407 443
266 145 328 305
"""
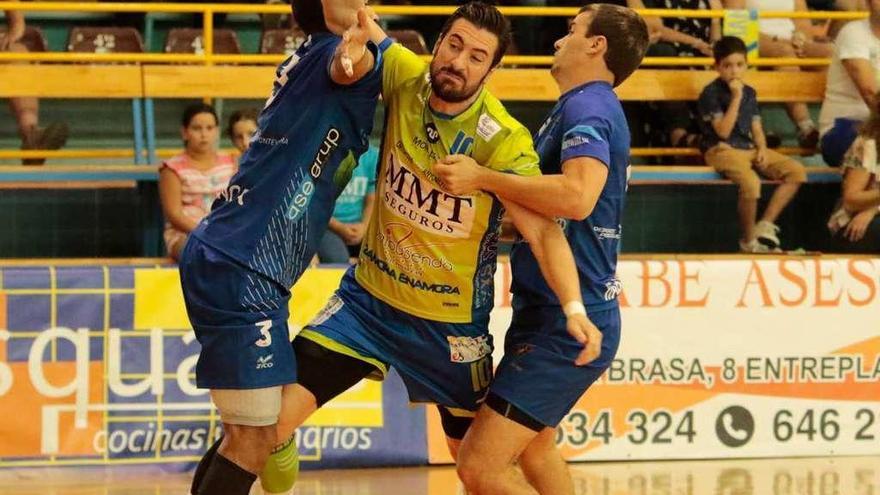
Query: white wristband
563 301 586 317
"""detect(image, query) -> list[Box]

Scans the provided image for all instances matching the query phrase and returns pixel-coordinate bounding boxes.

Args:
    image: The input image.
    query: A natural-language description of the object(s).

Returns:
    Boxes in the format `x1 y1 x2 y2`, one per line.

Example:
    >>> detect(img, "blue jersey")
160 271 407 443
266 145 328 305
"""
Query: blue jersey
191 34 385 290
510 81 629 310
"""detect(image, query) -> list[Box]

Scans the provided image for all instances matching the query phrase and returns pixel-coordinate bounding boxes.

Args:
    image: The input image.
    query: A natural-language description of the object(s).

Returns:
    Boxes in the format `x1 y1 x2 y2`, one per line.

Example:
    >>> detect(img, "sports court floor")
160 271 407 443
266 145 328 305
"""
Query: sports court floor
1 455 877 494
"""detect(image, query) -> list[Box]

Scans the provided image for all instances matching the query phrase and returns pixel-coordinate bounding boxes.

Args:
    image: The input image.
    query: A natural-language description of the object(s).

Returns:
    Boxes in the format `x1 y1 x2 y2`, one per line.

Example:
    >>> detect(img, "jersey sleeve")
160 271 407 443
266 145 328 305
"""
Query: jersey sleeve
697 84 724 122
486 126 541 177
559 98 612 168
381 40 427 98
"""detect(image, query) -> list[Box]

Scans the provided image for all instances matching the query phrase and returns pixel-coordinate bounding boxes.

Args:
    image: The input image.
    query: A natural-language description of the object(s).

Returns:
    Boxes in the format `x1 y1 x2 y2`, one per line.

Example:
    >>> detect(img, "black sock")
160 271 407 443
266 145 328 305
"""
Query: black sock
196 452 257 495
190 435 223 495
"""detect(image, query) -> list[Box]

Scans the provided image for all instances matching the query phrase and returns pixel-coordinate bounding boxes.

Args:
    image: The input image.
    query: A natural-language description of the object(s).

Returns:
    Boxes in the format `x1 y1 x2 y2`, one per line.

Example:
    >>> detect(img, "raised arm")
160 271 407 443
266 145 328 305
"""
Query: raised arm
501 198 601 365
329 8 377 85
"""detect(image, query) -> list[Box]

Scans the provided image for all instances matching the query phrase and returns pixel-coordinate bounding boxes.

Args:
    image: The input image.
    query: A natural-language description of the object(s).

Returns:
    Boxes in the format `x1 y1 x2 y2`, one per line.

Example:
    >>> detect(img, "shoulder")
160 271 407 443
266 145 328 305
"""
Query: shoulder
160 154 191 175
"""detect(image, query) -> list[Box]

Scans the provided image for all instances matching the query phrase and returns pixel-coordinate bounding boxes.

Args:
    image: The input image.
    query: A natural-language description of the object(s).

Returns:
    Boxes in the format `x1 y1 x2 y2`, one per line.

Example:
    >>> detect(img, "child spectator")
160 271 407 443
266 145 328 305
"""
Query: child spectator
317 146 378 263
159 103 237 260
698 36 807 253
827 96 880 252
226 107 259 154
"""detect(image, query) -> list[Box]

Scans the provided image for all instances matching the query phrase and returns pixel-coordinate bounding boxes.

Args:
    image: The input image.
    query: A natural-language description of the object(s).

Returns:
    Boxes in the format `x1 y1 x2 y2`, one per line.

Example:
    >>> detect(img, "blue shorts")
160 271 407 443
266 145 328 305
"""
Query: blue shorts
179 237 296 390
820 118 861 167
299 270 493 414
490 304 621 428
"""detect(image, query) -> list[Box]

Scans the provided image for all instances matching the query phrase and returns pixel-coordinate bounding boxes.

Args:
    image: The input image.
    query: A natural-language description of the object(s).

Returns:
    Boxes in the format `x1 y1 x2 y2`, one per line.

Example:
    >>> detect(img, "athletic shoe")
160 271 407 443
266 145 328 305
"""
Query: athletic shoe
755 220 781 250
21 122 70 165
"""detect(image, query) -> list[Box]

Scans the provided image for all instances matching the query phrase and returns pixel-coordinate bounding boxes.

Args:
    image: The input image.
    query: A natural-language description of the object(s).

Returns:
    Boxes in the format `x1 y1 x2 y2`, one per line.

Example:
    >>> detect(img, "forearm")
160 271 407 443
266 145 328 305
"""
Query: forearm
331 43 375 85
752 123 767 149
504 199 582 306
844 189 880 212
328 217 347 235
715 96 742 139
165 210 199 233
659 27 701 47
479 171 589 219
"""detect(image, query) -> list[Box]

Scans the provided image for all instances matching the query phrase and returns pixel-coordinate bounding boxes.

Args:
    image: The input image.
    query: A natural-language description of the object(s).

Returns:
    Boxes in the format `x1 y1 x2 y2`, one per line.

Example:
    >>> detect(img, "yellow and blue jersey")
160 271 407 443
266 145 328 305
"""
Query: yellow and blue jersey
354 41 540 324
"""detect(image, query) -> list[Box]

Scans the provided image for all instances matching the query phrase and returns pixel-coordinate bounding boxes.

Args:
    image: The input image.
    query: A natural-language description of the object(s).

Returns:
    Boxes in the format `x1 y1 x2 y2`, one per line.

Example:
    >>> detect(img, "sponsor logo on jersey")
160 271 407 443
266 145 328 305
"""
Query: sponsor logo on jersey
476 113 502 141
287 127 341 221
361 245 461 295
449 131 474 155
604 279 622 301
382 153 475 238
593 225 622 240
256 354 274 369
447 335 492 363
425 122 440 143
376 224 454 277
218 184 250 206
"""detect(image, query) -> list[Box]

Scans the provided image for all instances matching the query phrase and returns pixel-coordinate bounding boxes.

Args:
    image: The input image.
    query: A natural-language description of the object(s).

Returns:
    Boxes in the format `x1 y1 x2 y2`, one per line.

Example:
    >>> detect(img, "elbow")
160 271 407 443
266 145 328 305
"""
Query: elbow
565 201 594 221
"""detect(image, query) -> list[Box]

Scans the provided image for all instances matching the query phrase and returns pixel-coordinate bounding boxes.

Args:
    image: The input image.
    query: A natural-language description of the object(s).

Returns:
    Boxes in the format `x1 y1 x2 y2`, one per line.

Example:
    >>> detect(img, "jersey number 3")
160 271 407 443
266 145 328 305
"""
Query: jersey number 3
256 320 273 348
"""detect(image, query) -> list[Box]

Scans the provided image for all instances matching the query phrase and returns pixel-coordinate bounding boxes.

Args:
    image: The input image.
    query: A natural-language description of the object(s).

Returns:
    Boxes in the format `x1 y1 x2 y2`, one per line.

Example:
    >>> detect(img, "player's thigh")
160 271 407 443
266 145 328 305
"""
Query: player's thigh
458 404 539 475
490 306 621 429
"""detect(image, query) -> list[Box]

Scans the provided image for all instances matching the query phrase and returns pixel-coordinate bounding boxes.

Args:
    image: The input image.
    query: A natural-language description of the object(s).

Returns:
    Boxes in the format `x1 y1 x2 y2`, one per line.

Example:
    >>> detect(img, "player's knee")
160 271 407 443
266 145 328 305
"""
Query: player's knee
784 162 808 184
457 455 491 494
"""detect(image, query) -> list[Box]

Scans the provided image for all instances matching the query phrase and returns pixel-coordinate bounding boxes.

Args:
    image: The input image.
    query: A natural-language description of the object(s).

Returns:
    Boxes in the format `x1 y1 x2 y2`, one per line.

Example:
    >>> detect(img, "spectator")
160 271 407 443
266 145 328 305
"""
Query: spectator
827 97 880 252
317 146 378 263
698 37 807 252
728 0 832 148
226 108 259 154
159 103 237 260
3 2 68 165
818 0 880 167
645 0 722 148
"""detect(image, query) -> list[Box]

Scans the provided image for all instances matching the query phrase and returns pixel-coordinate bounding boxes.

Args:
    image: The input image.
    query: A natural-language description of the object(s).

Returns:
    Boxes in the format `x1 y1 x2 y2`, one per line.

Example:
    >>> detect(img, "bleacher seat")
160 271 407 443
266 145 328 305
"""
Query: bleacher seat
387 29 429 54
165 28 241 55
260 27 307 55
68 27 145 54
0 26 48 53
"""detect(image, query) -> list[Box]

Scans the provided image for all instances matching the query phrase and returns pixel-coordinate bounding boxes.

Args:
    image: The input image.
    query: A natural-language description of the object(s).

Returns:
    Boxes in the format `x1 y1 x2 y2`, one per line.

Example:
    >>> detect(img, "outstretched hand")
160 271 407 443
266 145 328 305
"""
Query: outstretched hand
339 8 372 77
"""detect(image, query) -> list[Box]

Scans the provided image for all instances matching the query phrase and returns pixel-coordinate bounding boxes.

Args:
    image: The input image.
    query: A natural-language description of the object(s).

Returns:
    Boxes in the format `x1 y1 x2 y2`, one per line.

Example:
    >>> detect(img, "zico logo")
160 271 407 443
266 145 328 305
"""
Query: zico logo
383 153 475 238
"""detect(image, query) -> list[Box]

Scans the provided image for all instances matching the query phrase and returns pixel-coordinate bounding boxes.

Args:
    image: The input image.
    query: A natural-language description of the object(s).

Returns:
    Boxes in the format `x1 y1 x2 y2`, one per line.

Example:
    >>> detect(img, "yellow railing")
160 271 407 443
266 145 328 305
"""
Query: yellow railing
0 2 869 67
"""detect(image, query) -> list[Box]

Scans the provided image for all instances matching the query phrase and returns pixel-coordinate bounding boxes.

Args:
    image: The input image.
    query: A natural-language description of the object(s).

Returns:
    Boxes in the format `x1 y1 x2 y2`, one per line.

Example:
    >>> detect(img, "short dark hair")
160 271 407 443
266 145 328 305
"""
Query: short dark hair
438 2 511 67
291 0 328 35
227 108 260 139
182 103 218 128
713 36 747 63
579 4 649 87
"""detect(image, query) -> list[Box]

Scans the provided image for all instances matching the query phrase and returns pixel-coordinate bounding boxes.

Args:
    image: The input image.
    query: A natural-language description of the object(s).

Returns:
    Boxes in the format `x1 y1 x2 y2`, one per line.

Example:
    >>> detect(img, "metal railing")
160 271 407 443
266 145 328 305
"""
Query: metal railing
0 2 868 67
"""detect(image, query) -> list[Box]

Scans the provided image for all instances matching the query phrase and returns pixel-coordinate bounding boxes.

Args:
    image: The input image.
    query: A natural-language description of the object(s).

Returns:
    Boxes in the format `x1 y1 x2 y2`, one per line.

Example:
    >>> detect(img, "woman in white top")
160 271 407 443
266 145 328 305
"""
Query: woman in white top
727 0 834 148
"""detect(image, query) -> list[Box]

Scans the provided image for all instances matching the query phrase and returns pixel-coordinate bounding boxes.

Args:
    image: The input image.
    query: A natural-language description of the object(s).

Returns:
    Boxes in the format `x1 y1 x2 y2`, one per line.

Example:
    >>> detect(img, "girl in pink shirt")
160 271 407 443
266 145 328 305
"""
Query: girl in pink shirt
159 103 237 260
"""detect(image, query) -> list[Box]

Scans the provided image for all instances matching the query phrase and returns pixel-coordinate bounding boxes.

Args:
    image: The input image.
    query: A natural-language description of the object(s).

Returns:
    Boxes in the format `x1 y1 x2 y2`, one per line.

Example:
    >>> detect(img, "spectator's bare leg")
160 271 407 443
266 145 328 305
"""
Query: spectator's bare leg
760 38 818 145
739 196 759 243
6 41 38 137
760 182 801 225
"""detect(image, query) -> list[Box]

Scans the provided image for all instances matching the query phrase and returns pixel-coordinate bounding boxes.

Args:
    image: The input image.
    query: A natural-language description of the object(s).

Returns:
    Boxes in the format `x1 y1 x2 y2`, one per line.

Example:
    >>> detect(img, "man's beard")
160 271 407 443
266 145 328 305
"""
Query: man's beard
429 64 485 103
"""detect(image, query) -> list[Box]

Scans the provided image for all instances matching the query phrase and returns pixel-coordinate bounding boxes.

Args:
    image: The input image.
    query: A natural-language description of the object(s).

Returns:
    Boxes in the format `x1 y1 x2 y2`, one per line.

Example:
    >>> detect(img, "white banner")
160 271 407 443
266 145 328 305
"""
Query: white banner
487 258 880 460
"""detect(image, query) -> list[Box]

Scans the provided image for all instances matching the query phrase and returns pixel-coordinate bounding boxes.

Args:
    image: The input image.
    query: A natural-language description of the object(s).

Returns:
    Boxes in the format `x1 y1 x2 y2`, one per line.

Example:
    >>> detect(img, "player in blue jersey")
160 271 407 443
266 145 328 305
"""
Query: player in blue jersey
434 4 649 494
180 2 386 494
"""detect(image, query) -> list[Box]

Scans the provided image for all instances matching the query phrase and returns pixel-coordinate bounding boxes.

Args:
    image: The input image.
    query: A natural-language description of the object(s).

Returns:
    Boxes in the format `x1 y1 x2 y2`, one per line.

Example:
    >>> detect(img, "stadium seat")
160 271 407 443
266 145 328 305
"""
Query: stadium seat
68 27 145 54
387 29 429 54
260 27 307 55
0 25 48 52
164 28 241 55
